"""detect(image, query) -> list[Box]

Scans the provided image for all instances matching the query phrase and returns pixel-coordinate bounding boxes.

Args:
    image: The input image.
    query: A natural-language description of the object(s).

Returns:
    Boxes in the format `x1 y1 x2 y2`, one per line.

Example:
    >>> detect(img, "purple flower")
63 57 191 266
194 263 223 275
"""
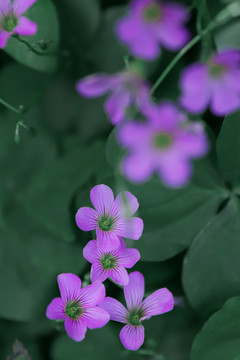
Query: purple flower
100 271 174 351
83 238 140 286
118 103 209 187
76 70 150 125
46 273 110 342
0 0 37 49
75 184 144 251
115 0 190 60
179 49 240 116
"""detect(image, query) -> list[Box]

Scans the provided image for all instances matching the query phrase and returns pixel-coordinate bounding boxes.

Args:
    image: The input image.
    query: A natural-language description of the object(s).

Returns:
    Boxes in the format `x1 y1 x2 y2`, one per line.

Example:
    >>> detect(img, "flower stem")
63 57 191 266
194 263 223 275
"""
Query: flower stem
13 34 54 56
0 97 20 114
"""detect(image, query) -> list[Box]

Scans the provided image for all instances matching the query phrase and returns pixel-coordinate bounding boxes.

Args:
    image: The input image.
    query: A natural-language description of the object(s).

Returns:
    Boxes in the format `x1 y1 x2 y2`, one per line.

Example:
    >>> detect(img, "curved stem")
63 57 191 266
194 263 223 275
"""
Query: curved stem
0 98 20 114
13 34 54 56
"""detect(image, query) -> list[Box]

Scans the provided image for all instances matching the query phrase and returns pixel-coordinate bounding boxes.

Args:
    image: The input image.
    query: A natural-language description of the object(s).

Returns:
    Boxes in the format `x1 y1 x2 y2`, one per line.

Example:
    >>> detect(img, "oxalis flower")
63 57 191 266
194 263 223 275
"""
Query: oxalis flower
118 102 209 187
46 273 110 342
179 49 240 116
0 0 38 49
75 184 144 251
100 271 174 351
115 0 190 60
83 238 140 286
76 68 150 125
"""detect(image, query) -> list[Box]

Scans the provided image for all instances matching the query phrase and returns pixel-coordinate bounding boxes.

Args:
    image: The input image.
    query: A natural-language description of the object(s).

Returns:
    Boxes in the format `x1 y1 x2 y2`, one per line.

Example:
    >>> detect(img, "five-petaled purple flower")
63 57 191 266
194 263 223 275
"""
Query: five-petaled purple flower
83 238 140 286
115 0 190 60
46 273 110 342
75 184 144 251
0 0 37 49
118 102 209 187
100 271 174 351
76 69 150 125
179 49 240 116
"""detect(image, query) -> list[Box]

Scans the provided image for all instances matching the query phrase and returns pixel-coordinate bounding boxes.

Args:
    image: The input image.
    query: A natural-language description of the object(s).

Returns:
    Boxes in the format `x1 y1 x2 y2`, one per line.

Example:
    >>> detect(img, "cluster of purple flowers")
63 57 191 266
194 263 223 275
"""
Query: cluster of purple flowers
46 185 174 350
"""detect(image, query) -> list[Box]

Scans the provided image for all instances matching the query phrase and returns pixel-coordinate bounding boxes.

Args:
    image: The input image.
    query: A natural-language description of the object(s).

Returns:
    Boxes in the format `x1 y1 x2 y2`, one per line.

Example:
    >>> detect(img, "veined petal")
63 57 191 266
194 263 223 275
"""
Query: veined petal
83 240 99 264
100 297 128 323
79 281 105 308
13 0 37 16
117 248 140 268
141 288 174 318
111 191 139 218
75 207 98 231
120 324 145 351
109 266 129 286
0 31 11 49
116 217 144 240
15 16 37 36
76 74 115 97
0 0 11 14
96 229 121 252
90 184 114 215
104 90 131 125
46 297 65 320
57 273 82 303
64 318 87 342
124 271 144 310
82 306 110 329
91 262 109 283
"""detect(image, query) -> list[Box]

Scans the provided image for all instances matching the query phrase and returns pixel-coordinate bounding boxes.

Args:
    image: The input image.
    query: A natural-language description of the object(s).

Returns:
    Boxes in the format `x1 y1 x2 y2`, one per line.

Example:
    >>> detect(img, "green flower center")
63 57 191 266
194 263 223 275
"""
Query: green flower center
143 3 162 22
98 216 115 231
1 13 18 32
153 132 173 150
128 308 144 326
100 253 117 270
208 63 225 78
65 301 83 320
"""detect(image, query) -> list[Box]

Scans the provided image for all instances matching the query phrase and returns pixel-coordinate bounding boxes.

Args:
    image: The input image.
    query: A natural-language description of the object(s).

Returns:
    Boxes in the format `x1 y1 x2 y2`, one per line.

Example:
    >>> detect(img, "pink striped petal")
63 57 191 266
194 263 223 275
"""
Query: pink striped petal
91 262 108 283
124 271 144 310
100 297 128 323
117 248 140 268
15 16 37 36
75 207 98 231
0 31 11 49
90 184 114 215
82 306 110 329
46 297 65 320
64 318 87 342
79 281 105 308
57 273 82 303
109 266 129 286
116 217 144 240
83 240 99 264
120 324 145 351
141 288 174 318
13 0 37 16
96 229 121 252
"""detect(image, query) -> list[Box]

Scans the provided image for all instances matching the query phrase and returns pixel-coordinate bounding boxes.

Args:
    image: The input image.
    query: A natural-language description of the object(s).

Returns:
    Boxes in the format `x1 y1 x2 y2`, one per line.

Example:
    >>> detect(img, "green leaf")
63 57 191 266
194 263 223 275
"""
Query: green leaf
191 297 240 360
183 198 240 315
215 21 240 50
4 0 60 73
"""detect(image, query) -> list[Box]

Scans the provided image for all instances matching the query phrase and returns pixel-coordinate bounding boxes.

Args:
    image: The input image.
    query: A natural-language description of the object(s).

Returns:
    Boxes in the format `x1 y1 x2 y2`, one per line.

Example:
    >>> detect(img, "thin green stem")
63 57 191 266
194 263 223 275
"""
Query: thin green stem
13 34 54 56
0 97 20 114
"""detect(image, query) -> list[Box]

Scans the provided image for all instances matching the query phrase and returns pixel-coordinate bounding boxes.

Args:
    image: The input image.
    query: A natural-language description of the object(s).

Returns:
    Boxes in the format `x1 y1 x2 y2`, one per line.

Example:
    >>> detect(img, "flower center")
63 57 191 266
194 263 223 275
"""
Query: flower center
128 308 144 326
208 63 225 78
65 301 83 320
98 216 115 231
1 13 18 32
100 253 117 270
143 3 162 22
153 132 173 150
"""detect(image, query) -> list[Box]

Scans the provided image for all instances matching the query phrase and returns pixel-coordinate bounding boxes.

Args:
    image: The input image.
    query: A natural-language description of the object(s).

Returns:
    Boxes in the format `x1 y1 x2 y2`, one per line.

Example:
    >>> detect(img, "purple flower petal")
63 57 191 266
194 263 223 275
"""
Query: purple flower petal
83 240 99 264
0 0 11 12
79 281 105 308
158 157 192 188
91 262 108 283
64 318 87 342
157 24 189 51
112 191 139 218
210 81 240 116
162 2 189 22
141 288 174 318
122 153 153 183
13 0 37 16
75 207 98 231
118 121 150 151
90 184 114 215
124 271 144 310
96 229 121 252
46 297 65 320
76 74 115 98
82 306 110 329
57 273 82 303
176 130 209 158
117 248 140 268
99 297 128 323
104 90 131 125
117 217 144 240
120 324 145 351
212 49 240 67
15 16 37 36
0 31 11 49
109 266 129 286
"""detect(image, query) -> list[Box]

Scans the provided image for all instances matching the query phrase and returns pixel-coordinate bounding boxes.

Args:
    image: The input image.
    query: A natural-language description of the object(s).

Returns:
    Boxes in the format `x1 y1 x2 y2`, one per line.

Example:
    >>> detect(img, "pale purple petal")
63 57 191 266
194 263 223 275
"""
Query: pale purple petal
122 153 154 183
117 248 140 268
15 16 37 36
76 74 115 98
79 281 105 308
57 273 82 303
99 297 128 323
212 49 240 67
176 130 209 158
104 90 131 125
0 31 11 49
162 2 189 22
158 157 192 188
117 121 150 151
112 191 139 218
118 236 127 249
109 266 129 286
46 297 65 320
96 229 121 252
124 271 144 310
91 262 108 283
64 318 87 342
75 207 98 231
83 240 99 264
0 0 11 13
120 324 145 351
210 82 240 116
82 306 110 329
90 184 114 215
157 24 189 50
116 217 144 240
13 0 37 16
141 288 174 318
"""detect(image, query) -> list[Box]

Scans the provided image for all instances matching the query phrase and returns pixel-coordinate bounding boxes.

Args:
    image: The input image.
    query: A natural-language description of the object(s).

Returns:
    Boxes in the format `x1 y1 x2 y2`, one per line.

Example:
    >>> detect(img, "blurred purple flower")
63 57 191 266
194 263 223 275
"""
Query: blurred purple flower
46 273 110 342
83 238 140 286
76 70 150 125
179 49 240 116
115 0 190 60
100 271 174 351
118 103 209 187
0 0 37 48
75 184 144 251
